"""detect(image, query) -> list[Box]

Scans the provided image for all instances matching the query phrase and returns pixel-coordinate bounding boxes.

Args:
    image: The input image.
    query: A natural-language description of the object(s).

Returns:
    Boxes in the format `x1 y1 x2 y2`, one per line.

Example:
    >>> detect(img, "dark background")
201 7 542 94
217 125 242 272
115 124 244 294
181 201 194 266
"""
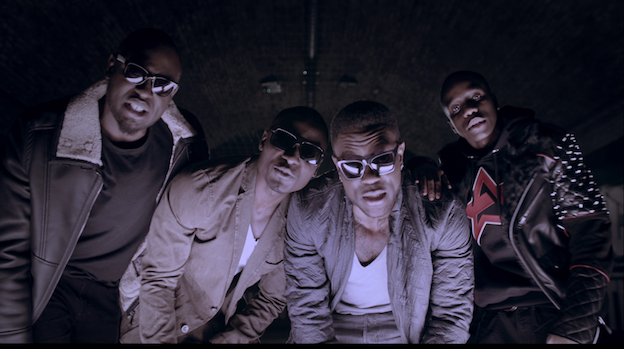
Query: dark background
0 0 622 343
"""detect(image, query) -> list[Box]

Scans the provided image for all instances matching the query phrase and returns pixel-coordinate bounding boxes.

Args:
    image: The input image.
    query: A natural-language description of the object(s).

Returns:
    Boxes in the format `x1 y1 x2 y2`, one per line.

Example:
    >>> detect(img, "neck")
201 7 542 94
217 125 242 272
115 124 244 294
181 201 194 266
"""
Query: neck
250 170 289 239
352 206 391 265
352 204 391 231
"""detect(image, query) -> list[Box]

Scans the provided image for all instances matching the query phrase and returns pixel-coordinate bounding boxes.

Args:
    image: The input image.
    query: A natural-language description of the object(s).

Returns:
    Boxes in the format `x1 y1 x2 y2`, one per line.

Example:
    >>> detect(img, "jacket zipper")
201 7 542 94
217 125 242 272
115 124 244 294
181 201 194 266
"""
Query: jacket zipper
508 174 561 310
34 168 103 322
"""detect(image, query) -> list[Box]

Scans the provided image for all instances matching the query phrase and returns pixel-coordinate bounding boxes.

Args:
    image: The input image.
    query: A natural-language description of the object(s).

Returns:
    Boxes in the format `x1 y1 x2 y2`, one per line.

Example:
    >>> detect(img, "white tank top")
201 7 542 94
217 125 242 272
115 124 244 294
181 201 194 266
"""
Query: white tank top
235 225 259 275
335 245 392 315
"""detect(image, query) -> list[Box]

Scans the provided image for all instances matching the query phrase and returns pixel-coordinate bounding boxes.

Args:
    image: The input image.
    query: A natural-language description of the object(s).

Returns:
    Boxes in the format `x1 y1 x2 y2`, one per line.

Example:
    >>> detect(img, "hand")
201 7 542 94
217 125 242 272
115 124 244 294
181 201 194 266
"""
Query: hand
546 334 578 344
413 163 451 201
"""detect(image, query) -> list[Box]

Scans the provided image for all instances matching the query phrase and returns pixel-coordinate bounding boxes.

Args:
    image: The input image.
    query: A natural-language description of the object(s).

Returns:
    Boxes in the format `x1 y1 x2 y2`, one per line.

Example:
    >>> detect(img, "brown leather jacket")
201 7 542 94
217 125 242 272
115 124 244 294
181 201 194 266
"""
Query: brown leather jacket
0 80 208 343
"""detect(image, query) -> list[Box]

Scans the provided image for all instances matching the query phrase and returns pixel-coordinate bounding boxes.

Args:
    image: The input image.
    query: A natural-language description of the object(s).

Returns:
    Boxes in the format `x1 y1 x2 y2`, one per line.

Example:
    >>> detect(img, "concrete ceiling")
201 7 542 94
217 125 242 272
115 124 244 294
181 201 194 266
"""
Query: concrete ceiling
1 0 622 184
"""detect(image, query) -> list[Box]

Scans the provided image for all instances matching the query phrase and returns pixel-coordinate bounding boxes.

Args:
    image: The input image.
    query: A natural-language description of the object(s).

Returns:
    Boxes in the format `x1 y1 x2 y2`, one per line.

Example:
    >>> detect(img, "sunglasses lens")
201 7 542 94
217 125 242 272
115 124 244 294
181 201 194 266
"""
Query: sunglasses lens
299 144 323 165
371 152 395 175
124 63 147 83
340 161 364 179
270 130 296 151
153 78 177 97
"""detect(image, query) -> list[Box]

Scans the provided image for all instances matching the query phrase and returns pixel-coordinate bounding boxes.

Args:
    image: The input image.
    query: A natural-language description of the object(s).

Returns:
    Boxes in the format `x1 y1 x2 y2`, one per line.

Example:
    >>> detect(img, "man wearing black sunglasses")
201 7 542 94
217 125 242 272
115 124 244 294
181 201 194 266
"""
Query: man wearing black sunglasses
0 29 208 343
118 106 328 343
283 100 474 344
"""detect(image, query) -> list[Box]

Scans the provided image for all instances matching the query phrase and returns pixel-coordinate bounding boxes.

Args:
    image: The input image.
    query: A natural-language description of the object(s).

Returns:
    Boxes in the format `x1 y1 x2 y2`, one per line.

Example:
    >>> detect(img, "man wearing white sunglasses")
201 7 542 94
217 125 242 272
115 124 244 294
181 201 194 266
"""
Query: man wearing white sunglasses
0 28 208 343
284 100 474 344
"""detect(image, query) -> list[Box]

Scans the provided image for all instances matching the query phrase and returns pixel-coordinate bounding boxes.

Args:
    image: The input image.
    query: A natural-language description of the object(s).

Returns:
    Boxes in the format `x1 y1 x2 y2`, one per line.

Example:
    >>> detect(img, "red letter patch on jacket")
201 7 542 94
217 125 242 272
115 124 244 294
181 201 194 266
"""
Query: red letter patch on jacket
465 167 503 246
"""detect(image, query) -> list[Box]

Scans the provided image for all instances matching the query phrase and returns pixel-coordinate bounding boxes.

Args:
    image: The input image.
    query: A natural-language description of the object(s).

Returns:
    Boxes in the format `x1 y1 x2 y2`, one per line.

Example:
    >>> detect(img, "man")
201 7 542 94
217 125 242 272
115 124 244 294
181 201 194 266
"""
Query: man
0 28 208 343
118 106 329 343
284 100 474 344
408 70 613 344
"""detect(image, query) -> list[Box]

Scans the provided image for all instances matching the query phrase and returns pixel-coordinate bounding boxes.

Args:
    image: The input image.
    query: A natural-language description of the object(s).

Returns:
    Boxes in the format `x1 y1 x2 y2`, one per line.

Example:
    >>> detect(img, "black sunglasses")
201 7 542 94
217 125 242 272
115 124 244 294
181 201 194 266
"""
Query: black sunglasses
116 54 179 97
269 128 324 166
336 145 399 180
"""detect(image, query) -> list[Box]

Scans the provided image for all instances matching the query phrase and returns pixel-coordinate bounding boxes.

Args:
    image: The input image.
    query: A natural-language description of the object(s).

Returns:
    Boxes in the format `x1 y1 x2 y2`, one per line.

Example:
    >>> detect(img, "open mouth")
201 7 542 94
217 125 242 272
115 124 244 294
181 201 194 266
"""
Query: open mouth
467 117 486 131
362 190 386 202
274 166 294 178
126 100 148 114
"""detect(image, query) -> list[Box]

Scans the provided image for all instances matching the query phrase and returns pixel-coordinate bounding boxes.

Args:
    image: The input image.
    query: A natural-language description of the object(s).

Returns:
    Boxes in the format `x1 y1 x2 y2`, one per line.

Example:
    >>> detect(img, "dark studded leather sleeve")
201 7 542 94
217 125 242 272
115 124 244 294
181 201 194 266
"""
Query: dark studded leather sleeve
548 132 613 343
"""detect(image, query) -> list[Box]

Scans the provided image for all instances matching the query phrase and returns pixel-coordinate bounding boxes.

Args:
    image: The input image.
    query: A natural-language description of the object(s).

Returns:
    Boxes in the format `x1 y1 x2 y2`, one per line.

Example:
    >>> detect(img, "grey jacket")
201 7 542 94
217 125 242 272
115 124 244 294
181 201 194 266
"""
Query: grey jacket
284 170 474 344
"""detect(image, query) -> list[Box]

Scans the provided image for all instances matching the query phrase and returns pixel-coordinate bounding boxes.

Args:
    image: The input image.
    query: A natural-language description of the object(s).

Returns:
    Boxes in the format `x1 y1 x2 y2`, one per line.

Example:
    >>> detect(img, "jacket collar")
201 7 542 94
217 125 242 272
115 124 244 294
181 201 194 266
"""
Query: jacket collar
56 79 197 166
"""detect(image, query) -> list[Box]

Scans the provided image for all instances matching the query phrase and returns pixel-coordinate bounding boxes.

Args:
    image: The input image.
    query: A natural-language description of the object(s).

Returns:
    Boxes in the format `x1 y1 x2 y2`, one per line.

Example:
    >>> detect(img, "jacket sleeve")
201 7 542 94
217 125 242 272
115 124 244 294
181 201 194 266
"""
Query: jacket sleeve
421 197 474 344
283 194 335 344
210 264 287 343
139 171 198 343
546 132 613 344
0 116 34 343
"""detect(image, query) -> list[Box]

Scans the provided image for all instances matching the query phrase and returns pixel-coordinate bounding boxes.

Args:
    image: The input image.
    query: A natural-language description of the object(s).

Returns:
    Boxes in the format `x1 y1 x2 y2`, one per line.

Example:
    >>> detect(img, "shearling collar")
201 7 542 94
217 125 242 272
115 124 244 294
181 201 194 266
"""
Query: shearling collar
56 79 197 166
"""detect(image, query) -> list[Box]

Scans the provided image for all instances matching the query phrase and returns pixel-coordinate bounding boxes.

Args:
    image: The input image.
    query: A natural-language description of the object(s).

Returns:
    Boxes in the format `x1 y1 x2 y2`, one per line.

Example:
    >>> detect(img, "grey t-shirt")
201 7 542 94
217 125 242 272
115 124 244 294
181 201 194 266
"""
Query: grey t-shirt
65 119 172 285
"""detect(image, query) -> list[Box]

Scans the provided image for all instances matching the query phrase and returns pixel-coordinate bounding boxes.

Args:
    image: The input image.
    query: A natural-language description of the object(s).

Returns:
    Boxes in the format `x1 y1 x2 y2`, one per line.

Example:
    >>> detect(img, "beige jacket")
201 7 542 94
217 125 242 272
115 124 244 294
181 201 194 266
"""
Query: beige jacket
120 156 288 343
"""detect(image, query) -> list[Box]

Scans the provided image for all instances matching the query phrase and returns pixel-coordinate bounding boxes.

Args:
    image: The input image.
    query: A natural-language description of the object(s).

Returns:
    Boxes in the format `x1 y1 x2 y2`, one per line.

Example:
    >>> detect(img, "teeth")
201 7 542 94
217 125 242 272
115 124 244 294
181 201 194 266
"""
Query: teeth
468 118 484 129
128 101 146 112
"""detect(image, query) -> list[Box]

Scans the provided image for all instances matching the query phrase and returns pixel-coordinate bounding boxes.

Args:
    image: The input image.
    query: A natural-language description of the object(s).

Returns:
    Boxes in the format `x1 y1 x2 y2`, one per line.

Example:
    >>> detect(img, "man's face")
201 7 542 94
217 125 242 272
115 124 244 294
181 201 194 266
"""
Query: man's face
332 127 405 219
442 81 499 149
103 45 181 142
257 120 327 195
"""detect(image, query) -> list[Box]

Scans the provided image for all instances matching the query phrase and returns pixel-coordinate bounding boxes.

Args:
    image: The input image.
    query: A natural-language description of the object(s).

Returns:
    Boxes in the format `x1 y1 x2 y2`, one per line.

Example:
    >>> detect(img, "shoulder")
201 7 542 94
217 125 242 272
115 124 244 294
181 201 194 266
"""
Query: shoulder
402 174 466 226
293 170 343 206
503 106 568 156
17 95 73 129
288 170 344 231
177 107 205 137
168 156 253 199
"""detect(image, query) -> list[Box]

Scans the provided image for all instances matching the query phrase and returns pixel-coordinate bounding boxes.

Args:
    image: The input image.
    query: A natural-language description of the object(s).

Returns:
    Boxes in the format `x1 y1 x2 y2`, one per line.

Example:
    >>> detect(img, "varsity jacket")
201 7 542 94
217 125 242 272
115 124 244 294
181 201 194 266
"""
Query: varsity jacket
285 170 474 344
437 106 613 344
0 80 208 343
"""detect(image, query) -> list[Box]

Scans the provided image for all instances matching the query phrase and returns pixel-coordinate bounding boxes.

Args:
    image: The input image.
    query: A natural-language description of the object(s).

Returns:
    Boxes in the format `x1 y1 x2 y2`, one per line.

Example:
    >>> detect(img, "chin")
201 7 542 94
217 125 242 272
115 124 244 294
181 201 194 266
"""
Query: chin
267 179 295 194
359 203 393 218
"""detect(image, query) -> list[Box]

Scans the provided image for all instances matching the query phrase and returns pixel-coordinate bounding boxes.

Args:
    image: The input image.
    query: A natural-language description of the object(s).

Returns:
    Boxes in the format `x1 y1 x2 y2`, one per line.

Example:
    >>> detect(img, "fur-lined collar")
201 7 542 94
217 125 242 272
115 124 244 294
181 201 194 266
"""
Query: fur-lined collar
56 79 197 166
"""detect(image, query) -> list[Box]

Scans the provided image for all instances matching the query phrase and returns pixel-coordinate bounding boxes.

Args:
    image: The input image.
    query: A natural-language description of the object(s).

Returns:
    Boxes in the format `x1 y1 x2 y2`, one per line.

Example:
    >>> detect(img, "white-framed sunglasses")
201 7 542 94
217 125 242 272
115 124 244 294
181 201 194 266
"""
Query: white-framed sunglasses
336 145 399 180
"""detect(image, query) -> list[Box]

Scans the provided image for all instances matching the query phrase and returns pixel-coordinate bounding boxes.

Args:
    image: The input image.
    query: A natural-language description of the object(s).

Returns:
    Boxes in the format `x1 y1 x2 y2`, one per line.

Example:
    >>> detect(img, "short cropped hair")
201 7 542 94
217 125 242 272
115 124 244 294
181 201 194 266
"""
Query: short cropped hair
270 106 329 144
440 70 492 105
117 28 180 60
331 100 399 145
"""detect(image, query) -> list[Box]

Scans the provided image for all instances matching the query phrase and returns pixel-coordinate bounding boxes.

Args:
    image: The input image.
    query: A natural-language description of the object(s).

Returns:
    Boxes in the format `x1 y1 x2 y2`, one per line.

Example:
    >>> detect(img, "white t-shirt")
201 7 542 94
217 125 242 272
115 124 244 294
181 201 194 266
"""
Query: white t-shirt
335 245 392 315
235 225 259 275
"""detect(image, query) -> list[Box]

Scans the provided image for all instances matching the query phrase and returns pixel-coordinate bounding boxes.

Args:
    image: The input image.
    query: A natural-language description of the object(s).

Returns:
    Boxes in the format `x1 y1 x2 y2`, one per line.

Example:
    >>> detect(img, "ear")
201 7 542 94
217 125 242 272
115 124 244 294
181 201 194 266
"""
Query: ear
105 54 116 79
447 120 458 134
168 88 179 99
332 155 344 181
397 142 406 168
259 130 269 152
491 93 499 110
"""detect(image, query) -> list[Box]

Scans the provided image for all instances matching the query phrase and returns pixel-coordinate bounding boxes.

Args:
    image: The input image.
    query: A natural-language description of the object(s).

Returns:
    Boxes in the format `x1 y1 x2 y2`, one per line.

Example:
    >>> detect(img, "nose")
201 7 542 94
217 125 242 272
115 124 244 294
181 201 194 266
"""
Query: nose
135 78 154 97
360 163 381 183
282 144 301 164
463 99 479 118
